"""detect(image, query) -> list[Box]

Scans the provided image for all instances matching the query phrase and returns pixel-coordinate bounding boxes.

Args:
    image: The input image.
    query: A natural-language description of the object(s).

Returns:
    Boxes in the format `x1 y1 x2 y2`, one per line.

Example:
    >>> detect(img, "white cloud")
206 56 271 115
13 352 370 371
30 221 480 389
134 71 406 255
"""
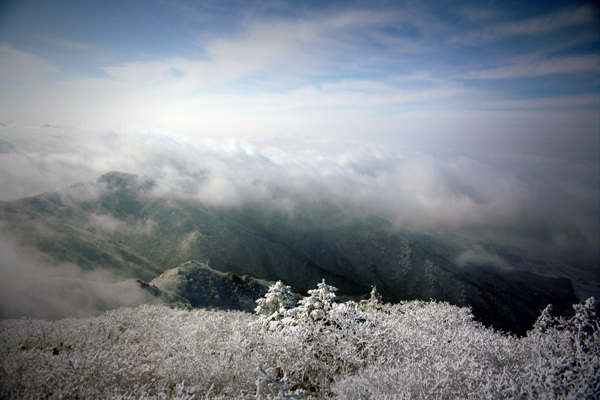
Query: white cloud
101 9 403 91
481 94 599 109
495 5 596 36
86 213 156 235
454 245 510 269
0 232 157 319
322 79 397 92
463 55 598 79
452 4 597 45
0 3 596 151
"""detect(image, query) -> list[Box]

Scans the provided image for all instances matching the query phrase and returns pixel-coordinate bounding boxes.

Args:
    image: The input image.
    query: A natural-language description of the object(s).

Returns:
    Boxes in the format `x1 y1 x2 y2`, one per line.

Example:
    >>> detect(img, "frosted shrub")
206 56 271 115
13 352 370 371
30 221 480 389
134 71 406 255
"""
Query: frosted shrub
520 297 600 398
332 300 525 399
357 286 383 312
571 296 599 338
2 290 598 399
0 305 262 399
333 298 600 399
242 364 306 399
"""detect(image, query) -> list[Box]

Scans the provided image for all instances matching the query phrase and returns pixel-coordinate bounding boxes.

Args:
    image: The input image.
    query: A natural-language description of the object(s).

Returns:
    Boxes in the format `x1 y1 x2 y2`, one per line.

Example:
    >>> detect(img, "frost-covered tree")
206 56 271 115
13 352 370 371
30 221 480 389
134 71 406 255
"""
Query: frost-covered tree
358 286 383 312
520 296 600 399
295 279 339 321
534 296 599 336
256 279 372 396
571 296 599 338
255 281 296 321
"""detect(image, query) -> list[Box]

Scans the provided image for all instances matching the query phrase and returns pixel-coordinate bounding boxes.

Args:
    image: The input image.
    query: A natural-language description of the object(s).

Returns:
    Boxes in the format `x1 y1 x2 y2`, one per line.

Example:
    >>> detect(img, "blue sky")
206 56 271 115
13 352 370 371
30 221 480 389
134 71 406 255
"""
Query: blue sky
0 1 598 281
1 0 597 158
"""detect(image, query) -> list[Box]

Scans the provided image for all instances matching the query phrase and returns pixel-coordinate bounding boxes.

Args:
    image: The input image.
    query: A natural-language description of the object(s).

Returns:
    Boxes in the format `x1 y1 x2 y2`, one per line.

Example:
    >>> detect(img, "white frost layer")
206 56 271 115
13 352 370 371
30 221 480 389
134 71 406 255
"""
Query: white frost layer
1 297 598 399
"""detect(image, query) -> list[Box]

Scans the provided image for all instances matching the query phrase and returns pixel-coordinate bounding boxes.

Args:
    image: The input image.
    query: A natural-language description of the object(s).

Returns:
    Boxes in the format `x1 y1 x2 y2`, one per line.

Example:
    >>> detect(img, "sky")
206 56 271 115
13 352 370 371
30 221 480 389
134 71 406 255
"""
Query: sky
0 0 598 295
0 0 597 155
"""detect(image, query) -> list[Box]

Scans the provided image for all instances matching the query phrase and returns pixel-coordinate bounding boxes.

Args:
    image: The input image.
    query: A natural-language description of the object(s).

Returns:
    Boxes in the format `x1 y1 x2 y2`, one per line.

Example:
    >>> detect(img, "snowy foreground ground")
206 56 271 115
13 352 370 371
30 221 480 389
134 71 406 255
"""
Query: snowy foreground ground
1 282 599 399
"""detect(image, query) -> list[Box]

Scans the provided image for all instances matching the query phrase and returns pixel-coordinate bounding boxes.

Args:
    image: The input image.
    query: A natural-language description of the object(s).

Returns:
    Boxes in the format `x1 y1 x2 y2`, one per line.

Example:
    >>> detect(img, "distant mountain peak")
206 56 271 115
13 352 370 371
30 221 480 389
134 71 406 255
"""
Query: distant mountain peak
97 171 154 191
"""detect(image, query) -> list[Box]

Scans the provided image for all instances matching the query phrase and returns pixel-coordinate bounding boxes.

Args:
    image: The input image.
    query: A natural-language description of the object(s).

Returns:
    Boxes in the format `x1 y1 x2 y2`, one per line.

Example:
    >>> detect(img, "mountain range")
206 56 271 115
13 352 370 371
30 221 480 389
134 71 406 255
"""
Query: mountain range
0 171 579 334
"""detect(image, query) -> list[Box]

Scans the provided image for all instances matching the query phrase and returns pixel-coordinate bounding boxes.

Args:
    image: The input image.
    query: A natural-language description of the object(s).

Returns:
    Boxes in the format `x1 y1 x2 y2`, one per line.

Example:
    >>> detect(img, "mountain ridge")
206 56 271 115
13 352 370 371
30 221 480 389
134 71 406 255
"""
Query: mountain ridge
148 260 274 312
0 171 580 334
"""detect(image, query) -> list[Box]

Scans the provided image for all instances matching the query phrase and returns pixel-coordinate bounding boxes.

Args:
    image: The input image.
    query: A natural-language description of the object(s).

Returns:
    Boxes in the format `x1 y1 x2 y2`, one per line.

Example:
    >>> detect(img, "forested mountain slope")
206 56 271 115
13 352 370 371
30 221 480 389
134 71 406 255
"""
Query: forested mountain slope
148 260 274 312
0 171 578 334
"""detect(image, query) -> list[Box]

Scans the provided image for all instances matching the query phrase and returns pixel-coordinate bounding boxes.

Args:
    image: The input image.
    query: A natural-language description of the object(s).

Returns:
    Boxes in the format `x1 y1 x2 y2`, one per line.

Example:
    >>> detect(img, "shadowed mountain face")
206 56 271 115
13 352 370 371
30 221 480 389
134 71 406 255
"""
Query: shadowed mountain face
0 171 579 334
148 260 273 312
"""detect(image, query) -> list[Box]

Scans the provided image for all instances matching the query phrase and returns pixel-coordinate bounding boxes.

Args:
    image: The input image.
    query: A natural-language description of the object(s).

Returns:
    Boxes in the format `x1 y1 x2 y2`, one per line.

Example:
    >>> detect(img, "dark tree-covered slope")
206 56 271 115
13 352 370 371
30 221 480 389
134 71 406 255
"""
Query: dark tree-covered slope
0 171 578 334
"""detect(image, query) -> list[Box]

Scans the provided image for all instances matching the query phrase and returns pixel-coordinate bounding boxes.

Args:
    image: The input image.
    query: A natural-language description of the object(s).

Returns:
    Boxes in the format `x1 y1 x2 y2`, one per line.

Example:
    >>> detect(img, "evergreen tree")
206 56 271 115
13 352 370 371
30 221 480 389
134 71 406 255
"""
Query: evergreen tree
296 279 339 321
255 281 296 321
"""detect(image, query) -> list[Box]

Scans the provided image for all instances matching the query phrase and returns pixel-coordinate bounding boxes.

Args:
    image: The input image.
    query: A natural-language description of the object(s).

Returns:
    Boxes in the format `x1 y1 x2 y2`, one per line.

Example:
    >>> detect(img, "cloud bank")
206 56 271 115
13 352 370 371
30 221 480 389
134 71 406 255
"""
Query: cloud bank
0 231 157 319
1 129 597 268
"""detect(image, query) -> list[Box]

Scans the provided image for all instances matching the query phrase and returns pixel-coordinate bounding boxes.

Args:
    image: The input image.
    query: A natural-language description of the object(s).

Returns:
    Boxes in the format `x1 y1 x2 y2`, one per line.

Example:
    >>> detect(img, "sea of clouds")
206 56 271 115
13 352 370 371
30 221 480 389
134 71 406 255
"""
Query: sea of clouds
0 127 598 318
1 127 597 266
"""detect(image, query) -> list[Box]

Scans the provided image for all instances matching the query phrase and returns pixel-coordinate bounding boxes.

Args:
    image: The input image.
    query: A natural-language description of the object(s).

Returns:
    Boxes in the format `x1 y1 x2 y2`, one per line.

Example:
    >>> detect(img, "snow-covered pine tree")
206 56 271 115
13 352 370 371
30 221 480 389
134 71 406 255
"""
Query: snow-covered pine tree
358 286 383 312
255 280 296 321
295 279 339 321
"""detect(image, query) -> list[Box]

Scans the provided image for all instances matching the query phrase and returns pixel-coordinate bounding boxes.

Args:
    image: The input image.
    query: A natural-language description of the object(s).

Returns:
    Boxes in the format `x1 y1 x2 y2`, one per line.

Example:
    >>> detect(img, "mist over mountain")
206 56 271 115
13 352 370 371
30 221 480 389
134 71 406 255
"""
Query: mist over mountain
0 7 597 396
0 171 583 334
0 231 157 320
